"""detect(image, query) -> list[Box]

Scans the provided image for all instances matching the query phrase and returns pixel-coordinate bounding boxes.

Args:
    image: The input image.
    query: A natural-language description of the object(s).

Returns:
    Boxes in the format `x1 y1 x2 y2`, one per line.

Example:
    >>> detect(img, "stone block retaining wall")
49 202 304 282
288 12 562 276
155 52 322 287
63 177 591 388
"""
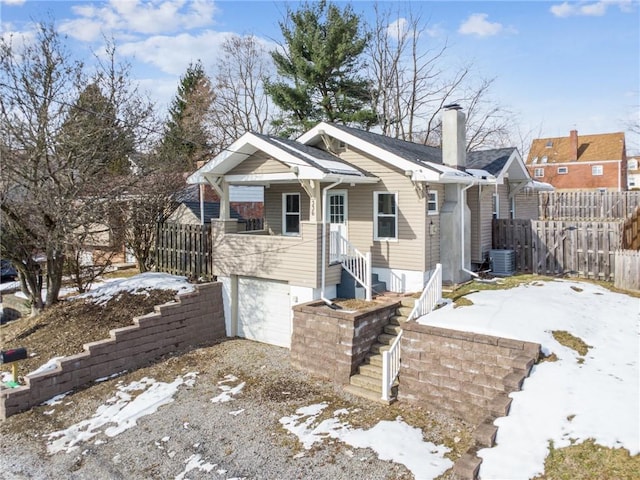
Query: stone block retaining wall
399 321 540 424
1 282 224 419
291 300 398 383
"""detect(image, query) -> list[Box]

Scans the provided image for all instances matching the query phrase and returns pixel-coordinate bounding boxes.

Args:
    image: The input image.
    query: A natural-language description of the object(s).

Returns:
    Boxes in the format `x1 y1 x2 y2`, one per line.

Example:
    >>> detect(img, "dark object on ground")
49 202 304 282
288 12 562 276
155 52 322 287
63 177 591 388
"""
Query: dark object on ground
1 259 18 282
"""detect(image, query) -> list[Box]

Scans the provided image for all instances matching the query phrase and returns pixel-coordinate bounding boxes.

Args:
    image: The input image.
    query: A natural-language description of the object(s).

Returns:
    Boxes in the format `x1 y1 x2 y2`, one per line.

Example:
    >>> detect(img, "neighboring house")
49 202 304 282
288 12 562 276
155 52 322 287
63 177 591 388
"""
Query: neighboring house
525 130 628 192
187 106 550 348
628 156 640 190
166 201 242 225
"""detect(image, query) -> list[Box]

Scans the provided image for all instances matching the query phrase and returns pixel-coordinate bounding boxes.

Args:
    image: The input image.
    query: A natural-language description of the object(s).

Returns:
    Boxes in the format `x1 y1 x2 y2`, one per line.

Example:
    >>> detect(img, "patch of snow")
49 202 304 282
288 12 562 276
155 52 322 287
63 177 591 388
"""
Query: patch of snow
76 272 195 305
28 357 64 376
280 403 452 479
41 391 72 406
46 374 198 454
211 374 245 403
175 454 216 480
418 279 639 479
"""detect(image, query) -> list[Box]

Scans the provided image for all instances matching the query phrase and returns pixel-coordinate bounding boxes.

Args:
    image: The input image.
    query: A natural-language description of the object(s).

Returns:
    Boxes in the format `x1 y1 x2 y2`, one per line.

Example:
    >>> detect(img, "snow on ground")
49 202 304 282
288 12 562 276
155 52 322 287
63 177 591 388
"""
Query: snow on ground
418 279 640 480
210 374 246 403
280 403 453 479
76 272 195 305
47 373 198 454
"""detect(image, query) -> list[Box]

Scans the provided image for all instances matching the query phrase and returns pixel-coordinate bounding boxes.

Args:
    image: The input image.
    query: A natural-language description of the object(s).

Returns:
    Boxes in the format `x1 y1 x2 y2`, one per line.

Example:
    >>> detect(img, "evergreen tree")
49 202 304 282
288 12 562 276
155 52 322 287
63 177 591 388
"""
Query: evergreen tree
160 60 214 170
265 0 376 136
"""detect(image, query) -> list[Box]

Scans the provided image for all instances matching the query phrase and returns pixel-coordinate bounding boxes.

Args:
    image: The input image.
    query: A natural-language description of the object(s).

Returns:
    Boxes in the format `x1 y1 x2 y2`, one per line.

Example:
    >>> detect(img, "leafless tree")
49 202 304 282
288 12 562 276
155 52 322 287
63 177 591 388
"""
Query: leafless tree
367 5 515 151
209 34 276 148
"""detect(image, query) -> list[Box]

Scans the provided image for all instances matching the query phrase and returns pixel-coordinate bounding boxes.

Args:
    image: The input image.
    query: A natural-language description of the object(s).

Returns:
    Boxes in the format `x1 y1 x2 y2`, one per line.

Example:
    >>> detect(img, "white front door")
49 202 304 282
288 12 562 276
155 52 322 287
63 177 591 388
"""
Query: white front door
328 191 347 262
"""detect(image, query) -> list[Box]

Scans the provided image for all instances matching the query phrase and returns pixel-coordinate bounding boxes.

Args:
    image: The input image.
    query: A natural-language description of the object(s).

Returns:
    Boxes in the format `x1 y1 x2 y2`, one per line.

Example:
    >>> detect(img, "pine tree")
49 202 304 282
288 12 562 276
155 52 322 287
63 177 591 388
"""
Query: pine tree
160 60 214 170
265 0 376 136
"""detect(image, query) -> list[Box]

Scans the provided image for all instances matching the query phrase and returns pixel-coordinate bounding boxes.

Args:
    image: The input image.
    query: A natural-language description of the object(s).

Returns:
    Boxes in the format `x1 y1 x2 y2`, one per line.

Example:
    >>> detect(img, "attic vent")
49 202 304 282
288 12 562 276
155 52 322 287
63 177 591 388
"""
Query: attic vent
490 249 515 276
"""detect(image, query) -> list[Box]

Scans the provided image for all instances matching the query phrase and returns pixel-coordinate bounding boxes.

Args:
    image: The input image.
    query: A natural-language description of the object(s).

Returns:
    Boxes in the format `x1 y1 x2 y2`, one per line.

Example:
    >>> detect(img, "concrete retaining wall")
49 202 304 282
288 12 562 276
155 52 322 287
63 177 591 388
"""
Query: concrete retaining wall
291 300 398 384
399 321 540 424
1 282 225 419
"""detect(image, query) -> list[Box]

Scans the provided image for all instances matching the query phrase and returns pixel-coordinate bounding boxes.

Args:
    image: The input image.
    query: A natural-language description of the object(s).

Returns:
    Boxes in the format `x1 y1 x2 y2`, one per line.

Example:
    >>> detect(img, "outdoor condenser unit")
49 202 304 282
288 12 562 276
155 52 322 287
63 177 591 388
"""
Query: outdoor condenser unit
489 249 515 276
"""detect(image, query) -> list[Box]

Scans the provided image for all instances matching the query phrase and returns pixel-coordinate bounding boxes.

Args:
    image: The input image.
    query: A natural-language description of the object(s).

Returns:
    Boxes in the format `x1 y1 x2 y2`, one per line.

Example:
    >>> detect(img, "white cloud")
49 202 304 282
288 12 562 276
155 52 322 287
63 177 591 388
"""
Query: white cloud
0 0 27 5
60 0 218 42
458 13 504 37
386 18 409 42
550 0 635 17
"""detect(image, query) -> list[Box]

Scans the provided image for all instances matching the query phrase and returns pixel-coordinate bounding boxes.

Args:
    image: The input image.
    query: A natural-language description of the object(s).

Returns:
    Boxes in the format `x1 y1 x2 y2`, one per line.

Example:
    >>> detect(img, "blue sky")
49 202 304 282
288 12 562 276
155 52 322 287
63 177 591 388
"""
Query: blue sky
1 0 639 152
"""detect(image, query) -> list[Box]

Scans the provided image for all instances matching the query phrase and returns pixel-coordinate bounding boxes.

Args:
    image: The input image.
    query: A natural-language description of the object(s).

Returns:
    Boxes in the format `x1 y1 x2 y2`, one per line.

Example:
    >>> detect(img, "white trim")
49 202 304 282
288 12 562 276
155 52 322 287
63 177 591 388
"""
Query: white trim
592 165 604 176
534 167 544 178
557 166 569 174
373 191 398 241
510 196 516 219
492 192 499 219
282 193 301 236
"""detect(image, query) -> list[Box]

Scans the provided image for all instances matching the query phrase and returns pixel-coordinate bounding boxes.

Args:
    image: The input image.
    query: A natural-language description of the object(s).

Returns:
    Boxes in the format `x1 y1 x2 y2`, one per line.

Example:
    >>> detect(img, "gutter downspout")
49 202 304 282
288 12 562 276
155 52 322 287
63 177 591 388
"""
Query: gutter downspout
321 178 343 306
461 181 479 279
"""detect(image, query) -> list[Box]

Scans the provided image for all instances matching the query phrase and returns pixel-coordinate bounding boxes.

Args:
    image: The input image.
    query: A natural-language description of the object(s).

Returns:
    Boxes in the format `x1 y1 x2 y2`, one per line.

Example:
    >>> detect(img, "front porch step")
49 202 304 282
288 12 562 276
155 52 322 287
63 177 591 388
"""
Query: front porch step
384 324 403 335
344 385 392 404
358 363 382 378
400 297 417 308
397 306 413 317
370 342 391 354
365 352 383 367
377 333 397 345
389 315 408 325
350 373 383 392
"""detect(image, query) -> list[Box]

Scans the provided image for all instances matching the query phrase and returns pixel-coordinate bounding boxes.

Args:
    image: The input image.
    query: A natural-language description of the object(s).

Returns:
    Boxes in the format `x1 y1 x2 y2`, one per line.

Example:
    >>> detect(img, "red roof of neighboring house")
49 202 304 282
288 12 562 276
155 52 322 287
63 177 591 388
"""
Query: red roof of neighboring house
527 131 626 165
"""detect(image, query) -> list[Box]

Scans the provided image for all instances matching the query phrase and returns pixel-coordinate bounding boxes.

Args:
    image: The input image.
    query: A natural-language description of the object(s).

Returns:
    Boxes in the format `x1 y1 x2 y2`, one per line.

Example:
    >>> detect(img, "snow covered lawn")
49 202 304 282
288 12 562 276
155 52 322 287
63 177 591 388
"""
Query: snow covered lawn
418 278 639 479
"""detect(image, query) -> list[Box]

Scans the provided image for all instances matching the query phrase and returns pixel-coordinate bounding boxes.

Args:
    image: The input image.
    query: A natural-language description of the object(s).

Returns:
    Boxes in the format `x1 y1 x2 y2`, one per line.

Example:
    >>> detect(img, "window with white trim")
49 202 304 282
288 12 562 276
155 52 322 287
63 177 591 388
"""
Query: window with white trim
510 197 516 219
592 165 603 176
534 168 544 178
427 191 438 215
283 193 300 235
374 192 398 240
492 193 499 219
629 159 638 170
557 166 568 174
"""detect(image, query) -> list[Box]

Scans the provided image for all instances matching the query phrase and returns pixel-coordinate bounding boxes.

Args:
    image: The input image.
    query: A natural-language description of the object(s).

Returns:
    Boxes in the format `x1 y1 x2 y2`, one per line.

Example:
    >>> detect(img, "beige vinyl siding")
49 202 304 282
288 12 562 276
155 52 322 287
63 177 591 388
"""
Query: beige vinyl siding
476 186 495 263
166 204 199 225
263 184 309 235
513 191 539 219
227 151 290 176
338 147 427 271
211 221 339 288
425 185 443 270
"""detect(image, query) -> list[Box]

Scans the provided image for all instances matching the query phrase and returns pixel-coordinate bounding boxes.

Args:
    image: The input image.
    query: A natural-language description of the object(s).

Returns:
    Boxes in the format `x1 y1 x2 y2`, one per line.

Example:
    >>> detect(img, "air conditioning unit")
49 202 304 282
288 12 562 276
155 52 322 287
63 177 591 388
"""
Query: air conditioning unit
490 249 515 276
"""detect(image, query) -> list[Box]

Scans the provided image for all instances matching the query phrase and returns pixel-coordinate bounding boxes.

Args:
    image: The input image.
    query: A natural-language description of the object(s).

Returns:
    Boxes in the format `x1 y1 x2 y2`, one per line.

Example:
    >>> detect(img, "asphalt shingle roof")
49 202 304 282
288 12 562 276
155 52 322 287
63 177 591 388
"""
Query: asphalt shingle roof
467 148 516 176
526 132 625 164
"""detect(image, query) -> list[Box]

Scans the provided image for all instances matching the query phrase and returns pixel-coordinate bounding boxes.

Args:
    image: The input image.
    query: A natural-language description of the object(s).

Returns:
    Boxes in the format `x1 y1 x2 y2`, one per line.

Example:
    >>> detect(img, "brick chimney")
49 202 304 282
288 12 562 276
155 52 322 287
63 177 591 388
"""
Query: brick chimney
442 104 466 170
569 129 578 161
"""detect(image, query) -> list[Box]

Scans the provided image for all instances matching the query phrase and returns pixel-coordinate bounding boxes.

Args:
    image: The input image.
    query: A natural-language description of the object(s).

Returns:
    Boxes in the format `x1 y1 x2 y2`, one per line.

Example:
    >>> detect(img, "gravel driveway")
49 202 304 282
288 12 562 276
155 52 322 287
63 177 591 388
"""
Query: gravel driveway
0 339 473 480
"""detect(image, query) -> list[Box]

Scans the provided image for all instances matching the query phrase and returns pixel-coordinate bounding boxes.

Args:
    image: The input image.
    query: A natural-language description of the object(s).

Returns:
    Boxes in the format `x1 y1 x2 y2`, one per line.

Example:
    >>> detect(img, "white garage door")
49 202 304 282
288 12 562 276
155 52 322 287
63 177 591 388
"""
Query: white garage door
237 277 291 348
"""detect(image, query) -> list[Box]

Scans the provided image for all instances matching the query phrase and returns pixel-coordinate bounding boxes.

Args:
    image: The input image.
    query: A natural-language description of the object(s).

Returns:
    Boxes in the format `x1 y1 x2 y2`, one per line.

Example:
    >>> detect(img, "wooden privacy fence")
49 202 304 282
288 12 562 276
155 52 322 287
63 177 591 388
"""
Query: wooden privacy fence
493 219 624 281
155 223 213 280
539 191 640 220
614 250 640 291
622 207 640 250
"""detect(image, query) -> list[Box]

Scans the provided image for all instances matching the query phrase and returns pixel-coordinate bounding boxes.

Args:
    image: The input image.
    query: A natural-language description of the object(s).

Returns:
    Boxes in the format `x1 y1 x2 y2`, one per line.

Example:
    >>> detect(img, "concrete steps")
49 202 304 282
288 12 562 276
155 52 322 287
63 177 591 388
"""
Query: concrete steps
344 297 416 403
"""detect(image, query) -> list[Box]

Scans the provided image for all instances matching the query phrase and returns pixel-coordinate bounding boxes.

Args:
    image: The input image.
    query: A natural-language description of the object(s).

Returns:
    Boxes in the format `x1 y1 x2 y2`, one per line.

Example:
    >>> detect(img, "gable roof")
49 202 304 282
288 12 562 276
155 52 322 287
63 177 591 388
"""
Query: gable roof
187 131 377 185
527 132 626 164
467 148 515 176
298 122 481 184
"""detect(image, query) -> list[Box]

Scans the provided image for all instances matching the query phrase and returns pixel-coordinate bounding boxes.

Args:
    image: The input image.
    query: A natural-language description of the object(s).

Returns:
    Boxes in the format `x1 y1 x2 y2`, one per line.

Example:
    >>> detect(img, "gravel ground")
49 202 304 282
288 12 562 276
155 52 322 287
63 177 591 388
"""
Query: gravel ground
0 339 474 480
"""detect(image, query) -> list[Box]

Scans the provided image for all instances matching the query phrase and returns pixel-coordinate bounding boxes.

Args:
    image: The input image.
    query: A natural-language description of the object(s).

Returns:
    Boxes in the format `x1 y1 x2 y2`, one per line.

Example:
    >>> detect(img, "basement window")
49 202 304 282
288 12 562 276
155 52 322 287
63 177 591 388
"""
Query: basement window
557 166 568 174
283 193 300 235
374 192 398 240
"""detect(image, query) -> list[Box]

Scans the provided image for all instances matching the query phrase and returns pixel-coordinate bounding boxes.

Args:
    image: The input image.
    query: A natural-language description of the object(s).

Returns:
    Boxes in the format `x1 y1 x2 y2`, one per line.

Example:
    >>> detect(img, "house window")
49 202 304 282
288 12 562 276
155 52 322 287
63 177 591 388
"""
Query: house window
283 193 300 235
492 193 499 219
427 191 438 215
541 156 548 163
629 159 638 170
557 166 568 174
534 168 544 178
374 192 398 240
592 165 603 176
510 197 516 219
